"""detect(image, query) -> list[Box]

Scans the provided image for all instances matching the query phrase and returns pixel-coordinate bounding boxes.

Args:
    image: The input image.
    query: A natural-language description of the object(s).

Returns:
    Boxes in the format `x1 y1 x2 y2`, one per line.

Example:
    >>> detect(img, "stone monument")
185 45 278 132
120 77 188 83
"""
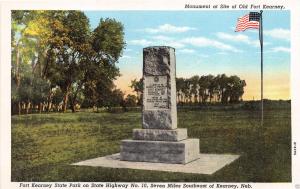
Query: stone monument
120 46 200 164
74 46 239 174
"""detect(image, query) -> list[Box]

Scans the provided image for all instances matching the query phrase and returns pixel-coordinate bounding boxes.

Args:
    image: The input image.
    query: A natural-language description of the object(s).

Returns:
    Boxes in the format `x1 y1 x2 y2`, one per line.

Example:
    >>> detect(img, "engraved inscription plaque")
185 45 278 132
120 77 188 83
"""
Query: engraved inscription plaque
144 76 168 110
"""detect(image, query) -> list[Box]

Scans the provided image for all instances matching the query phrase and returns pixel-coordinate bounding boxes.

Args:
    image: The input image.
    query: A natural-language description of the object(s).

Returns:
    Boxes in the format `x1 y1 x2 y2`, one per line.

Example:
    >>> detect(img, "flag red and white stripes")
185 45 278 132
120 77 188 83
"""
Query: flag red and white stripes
235 13 260 32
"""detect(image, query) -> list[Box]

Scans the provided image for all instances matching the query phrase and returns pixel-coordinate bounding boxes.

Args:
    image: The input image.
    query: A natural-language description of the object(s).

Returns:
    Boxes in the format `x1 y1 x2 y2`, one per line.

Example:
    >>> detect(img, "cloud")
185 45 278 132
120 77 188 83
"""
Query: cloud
129 35 240 52
216 52 228 55
151 35 173 41
121 55 132 59
270 46 290 53
217 32 249 42
129 39 153 46
151 35 185 48
178 48 195 54
181 37 241 52
165 41 185 48
124 48 133 52
129 37 185 49
265 28 290 41
197 54 209 58
145 24 196 33
216 32 260 47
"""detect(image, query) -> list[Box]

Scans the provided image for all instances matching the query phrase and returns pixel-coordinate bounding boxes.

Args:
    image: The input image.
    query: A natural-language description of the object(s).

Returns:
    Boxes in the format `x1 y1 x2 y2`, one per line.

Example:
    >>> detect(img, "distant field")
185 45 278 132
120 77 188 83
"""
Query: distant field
11 107 291 182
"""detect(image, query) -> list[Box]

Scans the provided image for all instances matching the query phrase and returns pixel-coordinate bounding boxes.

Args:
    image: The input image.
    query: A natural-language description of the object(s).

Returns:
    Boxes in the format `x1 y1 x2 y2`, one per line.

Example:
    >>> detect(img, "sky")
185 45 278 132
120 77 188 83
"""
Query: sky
84 11 290 100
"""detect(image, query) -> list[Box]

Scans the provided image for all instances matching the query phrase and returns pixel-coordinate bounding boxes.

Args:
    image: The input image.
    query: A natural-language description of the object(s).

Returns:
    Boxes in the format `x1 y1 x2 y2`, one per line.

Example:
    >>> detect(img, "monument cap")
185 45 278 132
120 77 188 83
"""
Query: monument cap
143 46 175 51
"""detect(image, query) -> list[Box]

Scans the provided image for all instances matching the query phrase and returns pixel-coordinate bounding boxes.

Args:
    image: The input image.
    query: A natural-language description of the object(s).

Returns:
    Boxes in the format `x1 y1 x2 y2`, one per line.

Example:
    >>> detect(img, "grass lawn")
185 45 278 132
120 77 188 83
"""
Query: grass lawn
11 107 291 182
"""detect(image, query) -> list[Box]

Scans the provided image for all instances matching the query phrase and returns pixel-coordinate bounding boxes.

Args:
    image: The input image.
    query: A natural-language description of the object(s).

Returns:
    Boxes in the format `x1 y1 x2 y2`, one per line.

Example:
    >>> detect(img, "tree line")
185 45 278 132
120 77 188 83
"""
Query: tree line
130 74 246 105
12 10 129 114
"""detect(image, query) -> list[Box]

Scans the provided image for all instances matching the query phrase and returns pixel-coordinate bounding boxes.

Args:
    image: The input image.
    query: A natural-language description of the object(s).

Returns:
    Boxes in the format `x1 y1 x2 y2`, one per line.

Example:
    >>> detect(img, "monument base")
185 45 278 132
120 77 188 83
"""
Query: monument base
120 138 199 164
72 153 240 175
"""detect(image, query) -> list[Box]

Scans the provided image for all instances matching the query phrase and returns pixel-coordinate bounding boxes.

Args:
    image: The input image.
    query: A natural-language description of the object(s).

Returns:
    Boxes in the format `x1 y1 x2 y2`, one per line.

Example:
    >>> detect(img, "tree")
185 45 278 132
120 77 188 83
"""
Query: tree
214 74 222 102
218 74 230 104
22 11 52 78
206 75 215 103
82 18 125 111
130 78 143 105
12 11 39 114
31 76 51 113
198 76 210 103
176 77 185 104
124 94 138 107
44 11 91 112
189 75 200 103
12 11 55 113
51 87 64 112
15 67 32 114
84 72 115 109
106 89 124 108
92 18 125 63
227 76 246 103
12 11 126 114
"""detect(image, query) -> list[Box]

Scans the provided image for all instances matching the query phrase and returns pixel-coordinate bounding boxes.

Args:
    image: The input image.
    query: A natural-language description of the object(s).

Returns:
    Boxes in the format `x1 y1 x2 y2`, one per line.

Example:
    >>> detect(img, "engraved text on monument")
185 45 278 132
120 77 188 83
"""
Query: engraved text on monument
144 76 168 110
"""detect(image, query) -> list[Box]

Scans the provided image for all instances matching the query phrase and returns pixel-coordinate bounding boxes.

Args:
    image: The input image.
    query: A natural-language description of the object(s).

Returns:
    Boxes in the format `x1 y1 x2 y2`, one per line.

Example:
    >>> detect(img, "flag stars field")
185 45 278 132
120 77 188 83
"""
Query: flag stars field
85 11 290 100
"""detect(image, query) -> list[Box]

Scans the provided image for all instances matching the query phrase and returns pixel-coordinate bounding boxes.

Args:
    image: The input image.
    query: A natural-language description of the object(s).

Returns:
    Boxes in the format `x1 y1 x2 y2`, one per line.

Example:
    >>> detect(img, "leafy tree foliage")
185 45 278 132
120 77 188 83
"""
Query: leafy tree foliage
176 74 246 104
130 74 246 106
11 10 126 114
130 78 143 105
124 94 138 107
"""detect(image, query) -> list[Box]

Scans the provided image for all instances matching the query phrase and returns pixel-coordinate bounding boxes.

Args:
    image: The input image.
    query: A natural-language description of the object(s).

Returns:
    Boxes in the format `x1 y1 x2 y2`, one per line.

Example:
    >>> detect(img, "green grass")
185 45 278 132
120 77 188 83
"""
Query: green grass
11 108 291 182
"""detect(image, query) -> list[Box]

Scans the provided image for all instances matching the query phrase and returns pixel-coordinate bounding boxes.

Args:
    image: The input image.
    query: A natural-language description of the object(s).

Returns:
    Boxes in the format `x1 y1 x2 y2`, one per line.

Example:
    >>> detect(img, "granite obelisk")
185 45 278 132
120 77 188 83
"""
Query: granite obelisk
120 46 200 164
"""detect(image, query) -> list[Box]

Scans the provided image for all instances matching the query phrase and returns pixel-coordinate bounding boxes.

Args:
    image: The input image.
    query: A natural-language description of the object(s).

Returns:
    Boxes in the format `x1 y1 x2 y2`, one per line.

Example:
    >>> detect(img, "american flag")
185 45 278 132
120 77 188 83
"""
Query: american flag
235 12 260 32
